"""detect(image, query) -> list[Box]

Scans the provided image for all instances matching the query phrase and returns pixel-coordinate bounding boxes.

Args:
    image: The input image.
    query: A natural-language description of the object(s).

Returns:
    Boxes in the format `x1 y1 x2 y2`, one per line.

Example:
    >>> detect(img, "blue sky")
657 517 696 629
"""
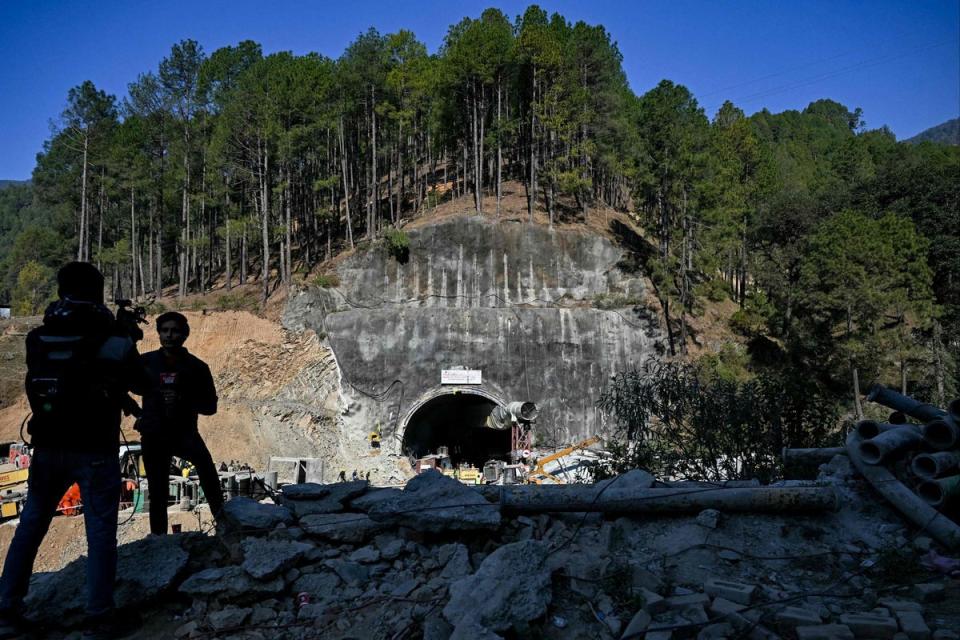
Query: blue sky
1 0 957 180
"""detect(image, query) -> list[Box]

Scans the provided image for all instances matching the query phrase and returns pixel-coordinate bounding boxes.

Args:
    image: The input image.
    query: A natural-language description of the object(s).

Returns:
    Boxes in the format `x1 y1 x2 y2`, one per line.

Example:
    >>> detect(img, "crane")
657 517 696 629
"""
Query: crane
528 436 600 485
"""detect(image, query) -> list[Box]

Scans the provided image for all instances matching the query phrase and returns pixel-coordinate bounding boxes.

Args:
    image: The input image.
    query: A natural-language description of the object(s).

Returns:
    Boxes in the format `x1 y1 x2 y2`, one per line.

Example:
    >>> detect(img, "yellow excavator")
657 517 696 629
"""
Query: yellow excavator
528 436 600 485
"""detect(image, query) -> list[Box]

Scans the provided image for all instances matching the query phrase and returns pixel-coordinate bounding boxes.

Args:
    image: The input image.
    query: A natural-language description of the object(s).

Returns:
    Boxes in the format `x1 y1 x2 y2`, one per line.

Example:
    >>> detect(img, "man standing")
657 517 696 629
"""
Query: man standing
138 312 223 536
0 262 147 640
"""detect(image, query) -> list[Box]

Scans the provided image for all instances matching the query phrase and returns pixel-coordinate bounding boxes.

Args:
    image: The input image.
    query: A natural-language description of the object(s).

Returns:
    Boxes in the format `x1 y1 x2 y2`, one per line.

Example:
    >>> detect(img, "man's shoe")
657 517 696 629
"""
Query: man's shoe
0 609 26 640
81 610 141 640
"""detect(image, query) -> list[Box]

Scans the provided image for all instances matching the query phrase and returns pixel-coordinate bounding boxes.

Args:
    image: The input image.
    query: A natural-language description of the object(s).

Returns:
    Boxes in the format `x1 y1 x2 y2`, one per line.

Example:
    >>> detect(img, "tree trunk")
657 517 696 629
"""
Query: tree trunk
339 117 354 249
848 304 864 419
528 67 538 223
78 135 89 261
130 187 137 298
260 135 270 304
496 76 502 219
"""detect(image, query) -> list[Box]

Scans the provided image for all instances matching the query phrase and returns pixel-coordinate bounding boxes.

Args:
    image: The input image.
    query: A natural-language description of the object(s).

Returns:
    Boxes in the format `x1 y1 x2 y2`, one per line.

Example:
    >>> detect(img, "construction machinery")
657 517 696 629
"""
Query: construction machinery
528 436 601 484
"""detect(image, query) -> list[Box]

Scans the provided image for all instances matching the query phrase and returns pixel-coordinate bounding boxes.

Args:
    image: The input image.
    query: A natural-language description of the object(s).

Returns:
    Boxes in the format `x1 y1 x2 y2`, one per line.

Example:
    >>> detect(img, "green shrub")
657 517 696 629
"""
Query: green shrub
695 278 730 303
593 360 841 483
312 273 340 289
143 301 167 316
383 227 410 263
215 292 255 311
728 291 774 337
593 292 643 310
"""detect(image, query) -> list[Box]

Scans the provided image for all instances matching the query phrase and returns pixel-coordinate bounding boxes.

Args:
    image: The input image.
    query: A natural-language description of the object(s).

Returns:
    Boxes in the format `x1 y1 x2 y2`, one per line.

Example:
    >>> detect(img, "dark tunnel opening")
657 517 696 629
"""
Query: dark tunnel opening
402 394 512 468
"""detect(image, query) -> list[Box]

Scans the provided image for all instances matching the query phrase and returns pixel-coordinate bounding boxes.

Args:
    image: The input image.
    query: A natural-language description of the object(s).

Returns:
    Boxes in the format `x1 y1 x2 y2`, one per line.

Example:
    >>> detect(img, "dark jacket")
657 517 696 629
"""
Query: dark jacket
25 299 147 453
138 348 217 437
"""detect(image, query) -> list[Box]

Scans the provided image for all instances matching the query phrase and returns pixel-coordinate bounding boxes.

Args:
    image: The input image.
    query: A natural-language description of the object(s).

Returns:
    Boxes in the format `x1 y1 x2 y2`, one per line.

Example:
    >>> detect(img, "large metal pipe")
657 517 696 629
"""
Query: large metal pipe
507 401 539 422
846 431 960 550
855 420 919 440
950 399 960 424
912 452 960 480
485 405 510 430
867 385 946 423
922 418 960 451
917 475 960 510
475 485 839 514
782 447 847 464
858 427 923 465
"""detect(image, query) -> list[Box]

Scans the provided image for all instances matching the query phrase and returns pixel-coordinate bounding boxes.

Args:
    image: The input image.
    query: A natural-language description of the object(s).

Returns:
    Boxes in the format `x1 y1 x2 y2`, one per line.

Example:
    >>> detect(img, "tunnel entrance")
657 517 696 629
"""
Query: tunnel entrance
401 393 512 468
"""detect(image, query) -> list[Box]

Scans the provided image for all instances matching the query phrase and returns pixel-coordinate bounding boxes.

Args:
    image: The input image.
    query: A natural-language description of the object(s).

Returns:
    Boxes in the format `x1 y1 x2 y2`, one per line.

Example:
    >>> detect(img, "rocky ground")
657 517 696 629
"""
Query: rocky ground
14 457 960 640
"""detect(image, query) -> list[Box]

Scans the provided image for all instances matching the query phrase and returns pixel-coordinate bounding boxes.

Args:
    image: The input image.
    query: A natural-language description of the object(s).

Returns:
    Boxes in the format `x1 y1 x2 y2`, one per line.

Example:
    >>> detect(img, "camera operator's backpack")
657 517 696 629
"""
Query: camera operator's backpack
24 299 122 443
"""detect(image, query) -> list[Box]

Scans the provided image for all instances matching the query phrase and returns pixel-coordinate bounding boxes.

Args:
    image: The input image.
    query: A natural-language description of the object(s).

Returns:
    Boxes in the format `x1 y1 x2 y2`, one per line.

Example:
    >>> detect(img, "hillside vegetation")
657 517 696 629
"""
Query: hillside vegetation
1 4 957 422
905 117 959 145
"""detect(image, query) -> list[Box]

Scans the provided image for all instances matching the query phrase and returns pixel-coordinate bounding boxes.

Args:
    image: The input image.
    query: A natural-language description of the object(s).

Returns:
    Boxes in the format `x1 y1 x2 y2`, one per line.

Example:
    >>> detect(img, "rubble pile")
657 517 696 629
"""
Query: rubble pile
17 464 960 639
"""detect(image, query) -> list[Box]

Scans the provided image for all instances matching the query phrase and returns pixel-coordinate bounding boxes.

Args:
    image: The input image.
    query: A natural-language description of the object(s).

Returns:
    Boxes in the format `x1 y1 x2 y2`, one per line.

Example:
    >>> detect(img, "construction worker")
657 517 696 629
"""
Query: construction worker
137 312 223 536
0 262 147 640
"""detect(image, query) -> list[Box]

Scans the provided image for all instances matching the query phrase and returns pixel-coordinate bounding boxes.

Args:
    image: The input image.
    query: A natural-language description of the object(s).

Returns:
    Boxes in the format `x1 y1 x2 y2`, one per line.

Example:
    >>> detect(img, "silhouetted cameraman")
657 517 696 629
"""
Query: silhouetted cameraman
0 262 147 640
137 312 223 535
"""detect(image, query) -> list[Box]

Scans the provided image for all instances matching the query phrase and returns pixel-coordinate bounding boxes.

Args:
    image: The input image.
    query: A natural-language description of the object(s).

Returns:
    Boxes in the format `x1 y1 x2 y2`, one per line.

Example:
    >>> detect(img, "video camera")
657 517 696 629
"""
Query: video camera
115 299 147 343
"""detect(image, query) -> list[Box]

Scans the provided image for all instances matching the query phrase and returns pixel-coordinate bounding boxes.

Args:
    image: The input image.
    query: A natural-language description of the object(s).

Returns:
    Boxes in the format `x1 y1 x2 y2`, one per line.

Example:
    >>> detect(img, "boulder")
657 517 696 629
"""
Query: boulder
443 541 552 631
179 566 284 599
299 512 384 544
222 497 294 533
368 471 500 532
241 538 314 580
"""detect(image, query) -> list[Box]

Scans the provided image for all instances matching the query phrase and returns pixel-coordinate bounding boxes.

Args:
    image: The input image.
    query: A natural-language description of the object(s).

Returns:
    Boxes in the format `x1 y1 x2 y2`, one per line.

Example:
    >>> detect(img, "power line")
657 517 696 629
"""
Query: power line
703 38 958 114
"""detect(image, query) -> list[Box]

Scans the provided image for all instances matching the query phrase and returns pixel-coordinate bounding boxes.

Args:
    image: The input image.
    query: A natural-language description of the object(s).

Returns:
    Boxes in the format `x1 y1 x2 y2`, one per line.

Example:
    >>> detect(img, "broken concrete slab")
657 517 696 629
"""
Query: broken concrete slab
368 470 501 532
443 541 551 632
280 481 369 516
299 512 383 544
704 578 756 605
439 544 472 580
179 566 285 599
775 606 823 627
241 538 314 580
222 496 294 533
291 571 342 600
348 487 403 512
894 610 931 640
207 607 252 632
796 624 856 639
621 609 651 639
281 480 367 501
838 613 899 639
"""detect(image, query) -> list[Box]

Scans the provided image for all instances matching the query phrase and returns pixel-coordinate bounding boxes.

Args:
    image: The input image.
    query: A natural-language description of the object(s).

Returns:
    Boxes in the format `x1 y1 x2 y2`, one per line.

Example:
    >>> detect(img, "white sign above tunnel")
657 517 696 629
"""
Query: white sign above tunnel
441 369 482 385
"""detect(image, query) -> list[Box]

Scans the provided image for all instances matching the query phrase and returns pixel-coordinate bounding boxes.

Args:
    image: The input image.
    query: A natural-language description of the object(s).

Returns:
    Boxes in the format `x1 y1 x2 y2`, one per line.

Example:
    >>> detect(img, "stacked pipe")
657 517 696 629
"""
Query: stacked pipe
861 386 960 516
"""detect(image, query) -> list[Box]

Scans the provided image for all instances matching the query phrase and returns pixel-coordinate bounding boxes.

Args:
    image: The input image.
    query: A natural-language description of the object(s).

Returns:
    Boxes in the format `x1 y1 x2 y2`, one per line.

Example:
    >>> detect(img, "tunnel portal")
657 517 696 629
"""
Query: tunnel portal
401 392 512 468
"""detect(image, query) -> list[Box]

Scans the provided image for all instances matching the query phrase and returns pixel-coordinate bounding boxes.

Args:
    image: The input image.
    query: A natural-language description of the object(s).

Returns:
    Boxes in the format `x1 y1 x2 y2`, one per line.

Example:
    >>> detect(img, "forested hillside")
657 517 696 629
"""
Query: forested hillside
2 5 957 412
906 117 959 145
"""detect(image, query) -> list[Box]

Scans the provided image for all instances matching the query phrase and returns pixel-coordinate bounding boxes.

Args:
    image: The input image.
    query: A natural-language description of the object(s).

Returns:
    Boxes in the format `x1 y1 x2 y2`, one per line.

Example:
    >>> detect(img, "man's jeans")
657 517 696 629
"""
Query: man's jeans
142 430 223 536
0 448 120 617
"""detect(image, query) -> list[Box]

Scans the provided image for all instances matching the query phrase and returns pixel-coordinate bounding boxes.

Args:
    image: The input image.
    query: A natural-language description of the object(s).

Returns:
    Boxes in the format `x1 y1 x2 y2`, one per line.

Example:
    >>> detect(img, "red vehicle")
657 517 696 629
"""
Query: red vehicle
8 443 31 470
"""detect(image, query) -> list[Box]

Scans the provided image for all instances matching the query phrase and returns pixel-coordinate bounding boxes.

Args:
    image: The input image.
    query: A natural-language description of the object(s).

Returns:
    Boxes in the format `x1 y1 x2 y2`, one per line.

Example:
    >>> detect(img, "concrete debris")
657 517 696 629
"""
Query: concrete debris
696 508 721 529
179 566 285 598
241 538 314 579
221 496 294 532
443 540 552 631
368 469 501 531
14 465 960 639
280 480 368 516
